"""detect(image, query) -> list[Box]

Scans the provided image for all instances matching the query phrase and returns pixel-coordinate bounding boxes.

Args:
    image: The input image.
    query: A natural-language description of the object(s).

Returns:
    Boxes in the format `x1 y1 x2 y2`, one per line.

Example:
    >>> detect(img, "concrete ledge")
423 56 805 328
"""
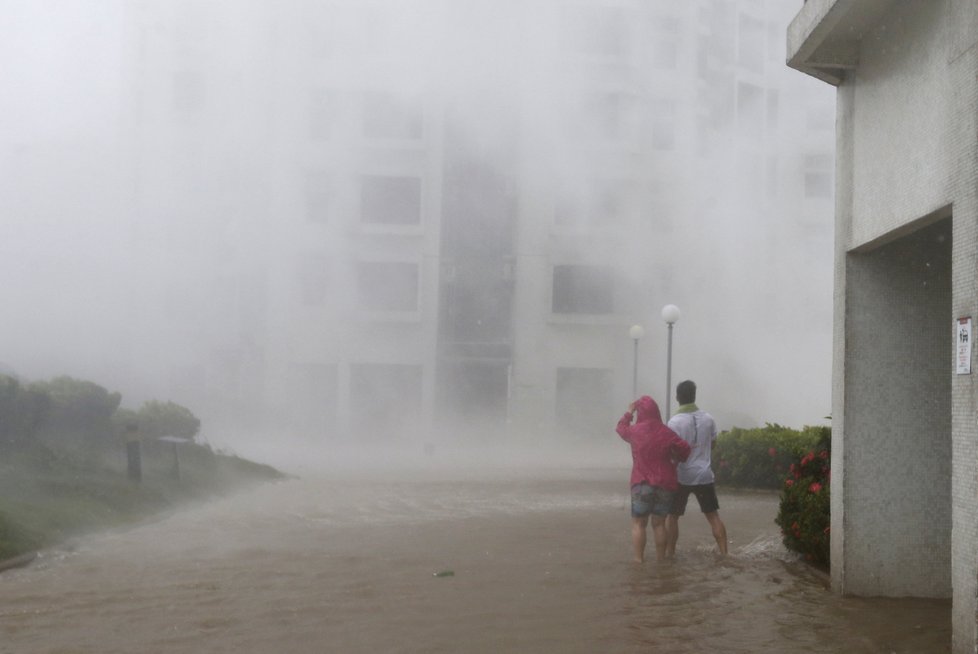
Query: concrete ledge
787 0 898 85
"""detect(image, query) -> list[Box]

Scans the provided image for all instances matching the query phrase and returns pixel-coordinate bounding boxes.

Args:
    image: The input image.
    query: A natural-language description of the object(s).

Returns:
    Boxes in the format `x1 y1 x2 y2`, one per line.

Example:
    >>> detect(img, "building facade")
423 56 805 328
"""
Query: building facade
106 0 834 451
788 0 978 651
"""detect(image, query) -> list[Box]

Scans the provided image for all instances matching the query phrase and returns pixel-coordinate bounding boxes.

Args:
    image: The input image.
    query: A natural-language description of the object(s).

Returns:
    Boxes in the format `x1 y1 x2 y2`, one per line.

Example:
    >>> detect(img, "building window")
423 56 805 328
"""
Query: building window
362 91 423 140
696 41 710 80
288 363 338 438
651 118 675 150
552 265 615 314
739 152 763 197
556 367 615 437
696 115 713 156
304 171 332 223
767 155 779 199
650 39 678 69
554 191 583 230
356 261 419 312
354 5 403 57
737 13 765 72
298 254 329 305
309 89 335 139
437 361 509 423
701 66 734 129
563 5 630 58
736 82 764 139
649 12 681 68
349 363 423 438
651 14 681 33
804 154 834 199
555 179 635 231
574 92 639 142
172 70 204 115
766 89 779 129
650 98 676 150
301 0 338 58
360 175 421 225
767 21 782 62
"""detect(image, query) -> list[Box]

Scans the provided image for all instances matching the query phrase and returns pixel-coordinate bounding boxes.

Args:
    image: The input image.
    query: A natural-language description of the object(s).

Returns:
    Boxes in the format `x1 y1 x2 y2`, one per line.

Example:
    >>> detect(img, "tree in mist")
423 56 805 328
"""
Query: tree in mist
31 376 121 451
130 400 201 442
0 375 50 449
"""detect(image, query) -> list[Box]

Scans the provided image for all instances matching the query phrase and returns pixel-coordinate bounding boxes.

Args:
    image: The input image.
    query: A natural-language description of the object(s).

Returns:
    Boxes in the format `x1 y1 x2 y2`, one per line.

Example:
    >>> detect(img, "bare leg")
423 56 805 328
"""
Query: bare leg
664 514 679 558
631 515 649 563
705 511 728 555
650 515 668 562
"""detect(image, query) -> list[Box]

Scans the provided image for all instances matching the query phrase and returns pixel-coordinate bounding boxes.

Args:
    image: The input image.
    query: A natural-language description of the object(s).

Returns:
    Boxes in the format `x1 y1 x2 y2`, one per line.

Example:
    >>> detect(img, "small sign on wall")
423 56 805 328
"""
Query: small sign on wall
957 317 972 375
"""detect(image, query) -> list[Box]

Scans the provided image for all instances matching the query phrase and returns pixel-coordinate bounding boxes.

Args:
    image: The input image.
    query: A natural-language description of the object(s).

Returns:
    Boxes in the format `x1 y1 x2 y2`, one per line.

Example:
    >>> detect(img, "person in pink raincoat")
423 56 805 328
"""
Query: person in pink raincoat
616 395 691 563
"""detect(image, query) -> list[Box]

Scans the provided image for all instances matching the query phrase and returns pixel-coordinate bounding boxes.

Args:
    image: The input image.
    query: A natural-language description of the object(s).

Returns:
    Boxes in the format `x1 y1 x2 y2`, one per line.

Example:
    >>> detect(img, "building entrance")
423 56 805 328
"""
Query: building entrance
843 215 951 597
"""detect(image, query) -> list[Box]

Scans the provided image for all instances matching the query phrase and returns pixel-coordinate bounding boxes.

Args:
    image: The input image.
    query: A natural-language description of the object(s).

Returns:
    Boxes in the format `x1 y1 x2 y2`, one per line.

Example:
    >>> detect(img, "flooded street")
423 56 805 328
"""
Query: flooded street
0 468 950 653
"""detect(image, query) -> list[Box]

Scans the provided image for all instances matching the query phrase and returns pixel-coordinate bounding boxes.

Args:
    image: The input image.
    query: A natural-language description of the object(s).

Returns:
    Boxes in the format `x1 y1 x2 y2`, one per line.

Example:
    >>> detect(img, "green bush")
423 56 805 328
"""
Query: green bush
0 373 284 562
31 376 121 452
0 510 42 561
714 424 828 489
0 375 50 449
776 447 831 568
132 400 201 442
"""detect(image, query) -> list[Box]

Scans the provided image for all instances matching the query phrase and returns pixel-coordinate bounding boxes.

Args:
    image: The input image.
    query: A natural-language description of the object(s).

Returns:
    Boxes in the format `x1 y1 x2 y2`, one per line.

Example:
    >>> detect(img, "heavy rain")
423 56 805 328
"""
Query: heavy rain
0 1 953 652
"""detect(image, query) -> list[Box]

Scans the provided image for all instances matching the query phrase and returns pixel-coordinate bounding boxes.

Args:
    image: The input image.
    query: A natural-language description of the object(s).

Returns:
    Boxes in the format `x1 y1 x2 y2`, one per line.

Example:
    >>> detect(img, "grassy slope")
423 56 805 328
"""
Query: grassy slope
0 442 284 561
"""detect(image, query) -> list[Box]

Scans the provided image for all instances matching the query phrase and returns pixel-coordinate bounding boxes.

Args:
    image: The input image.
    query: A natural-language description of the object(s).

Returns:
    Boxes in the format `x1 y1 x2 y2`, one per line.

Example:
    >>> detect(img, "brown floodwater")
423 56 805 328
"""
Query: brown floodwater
0 468 950 653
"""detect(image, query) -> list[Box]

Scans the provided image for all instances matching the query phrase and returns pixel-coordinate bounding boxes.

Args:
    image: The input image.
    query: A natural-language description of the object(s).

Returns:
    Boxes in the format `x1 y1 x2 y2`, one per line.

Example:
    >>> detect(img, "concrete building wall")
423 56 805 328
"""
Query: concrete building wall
946 1 978 642
849 2 955 245
792 0 978 650
837 0 956 598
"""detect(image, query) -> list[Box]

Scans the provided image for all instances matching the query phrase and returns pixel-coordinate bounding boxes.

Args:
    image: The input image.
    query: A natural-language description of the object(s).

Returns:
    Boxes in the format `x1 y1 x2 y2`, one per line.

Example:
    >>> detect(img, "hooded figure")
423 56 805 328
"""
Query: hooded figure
616 395 692 563
617 395 690 490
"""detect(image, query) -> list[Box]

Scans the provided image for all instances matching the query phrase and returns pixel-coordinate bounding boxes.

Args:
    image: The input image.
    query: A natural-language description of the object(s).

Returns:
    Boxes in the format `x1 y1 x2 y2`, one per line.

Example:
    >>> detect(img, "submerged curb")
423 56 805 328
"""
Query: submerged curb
0 551 37 574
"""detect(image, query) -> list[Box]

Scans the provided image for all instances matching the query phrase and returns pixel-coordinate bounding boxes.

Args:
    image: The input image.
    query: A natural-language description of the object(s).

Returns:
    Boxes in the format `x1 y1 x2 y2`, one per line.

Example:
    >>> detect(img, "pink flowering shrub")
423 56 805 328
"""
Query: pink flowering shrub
775 443 831 568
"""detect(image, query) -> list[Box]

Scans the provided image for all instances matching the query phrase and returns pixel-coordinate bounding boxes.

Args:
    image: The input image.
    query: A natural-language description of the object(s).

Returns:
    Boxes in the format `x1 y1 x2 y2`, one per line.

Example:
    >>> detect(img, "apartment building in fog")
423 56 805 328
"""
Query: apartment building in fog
118 0 835 446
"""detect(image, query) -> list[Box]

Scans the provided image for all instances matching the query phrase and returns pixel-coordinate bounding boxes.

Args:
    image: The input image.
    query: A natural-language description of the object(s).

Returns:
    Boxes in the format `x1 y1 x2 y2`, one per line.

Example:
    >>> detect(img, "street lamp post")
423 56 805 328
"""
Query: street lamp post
661 304 680 420
629 324 645 398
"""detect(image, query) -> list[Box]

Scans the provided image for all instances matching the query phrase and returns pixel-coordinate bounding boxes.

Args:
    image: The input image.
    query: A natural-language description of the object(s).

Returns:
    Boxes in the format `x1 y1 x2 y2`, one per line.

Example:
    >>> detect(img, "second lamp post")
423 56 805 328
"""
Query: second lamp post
629 324 645 398
661 304 680 420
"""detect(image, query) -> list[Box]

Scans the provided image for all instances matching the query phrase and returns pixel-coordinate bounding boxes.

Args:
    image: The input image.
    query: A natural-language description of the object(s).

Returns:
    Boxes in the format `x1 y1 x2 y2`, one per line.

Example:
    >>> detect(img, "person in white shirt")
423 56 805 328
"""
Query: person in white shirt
664 380 728 557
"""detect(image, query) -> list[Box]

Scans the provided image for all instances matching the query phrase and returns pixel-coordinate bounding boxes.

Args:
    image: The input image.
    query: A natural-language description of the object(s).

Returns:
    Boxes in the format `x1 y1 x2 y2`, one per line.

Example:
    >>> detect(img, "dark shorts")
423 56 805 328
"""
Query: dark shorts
670 483 720 516
631 483 675 518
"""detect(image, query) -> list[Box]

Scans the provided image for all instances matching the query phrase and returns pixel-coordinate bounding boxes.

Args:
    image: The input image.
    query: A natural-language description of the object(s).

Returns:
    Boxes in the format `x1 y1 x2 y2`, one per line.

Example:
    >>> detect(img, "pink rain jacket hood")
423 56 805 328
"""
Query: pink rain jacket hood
616 395 691 489
634 395 661 423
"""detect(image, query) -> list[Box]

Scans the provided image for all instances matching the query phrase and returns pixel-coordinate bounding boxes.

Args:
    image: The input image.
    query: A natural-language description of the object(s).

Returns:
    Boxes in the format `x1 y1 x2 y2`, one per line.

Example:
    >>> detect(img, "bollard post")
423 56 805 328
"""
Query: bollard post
125 423 142 482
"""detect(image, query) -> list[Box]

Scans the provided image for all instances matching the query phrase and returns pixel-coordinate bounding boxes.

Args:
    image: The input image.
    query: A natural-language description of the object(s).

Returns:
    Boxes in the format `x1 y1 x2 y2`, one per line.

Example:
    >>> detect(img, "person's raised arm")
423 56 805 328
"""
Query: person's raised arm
616 403 636 441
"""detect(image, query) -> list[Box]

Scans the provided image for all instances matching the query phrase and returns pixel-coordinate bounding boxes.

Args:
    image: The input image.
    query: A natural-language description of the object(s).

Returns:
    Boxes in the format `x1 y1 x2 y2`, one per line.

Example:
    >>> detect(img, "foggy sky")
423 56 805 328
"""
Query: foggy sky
0 0 835 450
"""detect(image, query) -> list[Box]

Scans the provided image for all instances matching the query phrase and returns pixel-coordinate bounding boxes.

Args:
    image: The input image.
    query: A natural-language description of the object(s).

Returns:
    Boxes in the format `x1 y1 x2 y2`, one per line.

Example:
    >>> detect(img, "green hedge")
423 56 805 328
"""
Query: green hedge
0 375 48 449
714 424 829 489
32 376 121 452
0 373 284 562
0 510 42 561
0 443 283 561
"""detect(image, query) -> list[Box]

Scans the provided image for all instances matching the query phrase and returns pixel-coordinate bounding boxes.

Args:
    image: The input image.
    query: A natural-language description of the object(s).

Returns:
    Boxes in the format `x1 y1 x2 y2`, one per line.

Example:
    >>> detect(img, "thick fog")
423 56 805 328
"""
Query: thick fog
0 0 835 467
